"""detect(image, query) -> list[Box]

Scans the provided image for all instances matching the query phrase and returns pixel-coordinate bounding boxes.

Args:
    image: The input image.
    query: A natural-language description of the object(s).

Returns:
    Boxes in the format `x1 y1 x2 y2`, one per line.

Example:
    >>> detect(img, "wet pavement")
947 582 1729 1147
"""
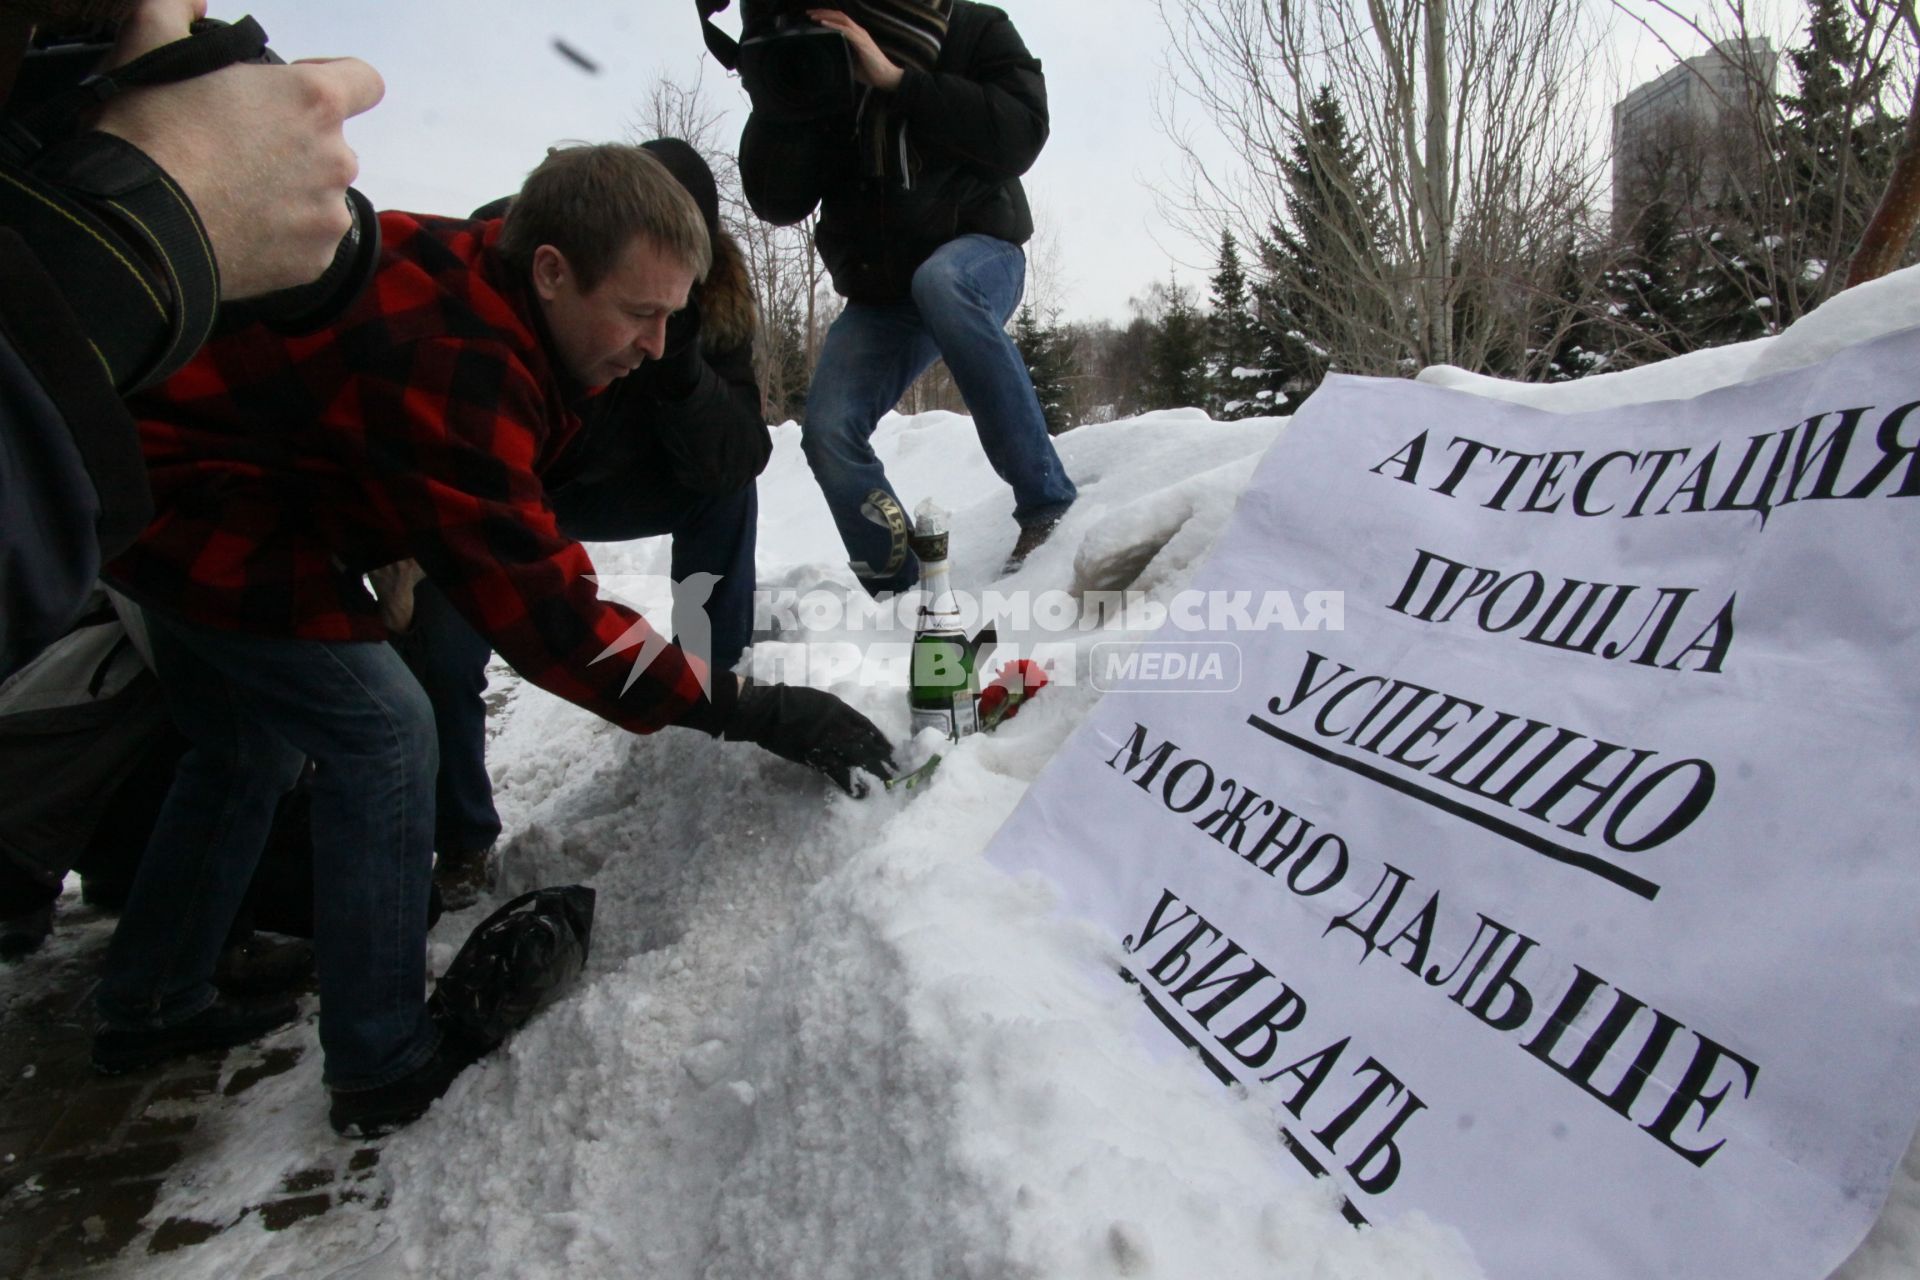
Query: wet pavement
0 894 385 1278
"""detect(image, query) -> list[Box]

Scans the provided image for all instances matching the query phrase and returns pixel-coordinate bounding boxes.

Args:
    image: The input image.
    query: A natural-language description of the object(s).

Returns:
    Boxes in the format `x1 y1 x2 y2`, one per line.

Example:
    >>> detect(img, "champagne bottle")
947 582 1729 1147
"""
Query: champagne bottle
908 503 978 741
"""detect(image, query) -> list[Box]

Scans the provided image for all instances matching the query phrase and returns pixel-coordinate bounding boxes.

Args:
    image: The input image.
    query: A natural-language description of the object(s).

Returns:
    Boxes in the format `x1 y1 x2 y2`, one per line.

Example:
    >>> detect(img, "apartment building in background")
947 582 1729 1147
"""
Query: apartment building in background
1612 37 1778 233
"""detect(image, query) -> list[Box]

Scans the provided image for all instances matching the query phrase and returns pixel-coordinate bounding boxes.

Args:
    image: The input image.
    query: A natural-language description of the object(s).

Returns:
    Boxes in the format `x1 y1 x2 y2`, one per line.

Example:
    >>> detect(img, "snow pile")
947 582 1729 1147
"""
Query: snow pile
121 267 1920 1278
1419 265 1920 413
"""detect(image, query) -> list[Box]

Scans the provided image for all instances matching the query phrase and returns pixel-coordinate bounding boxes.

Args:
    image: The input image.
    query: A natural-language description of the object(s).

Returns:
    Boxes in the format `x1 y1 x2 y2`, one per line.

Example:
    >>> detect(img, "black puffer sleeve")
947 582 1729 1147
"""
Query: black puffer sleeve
890 7 1048 180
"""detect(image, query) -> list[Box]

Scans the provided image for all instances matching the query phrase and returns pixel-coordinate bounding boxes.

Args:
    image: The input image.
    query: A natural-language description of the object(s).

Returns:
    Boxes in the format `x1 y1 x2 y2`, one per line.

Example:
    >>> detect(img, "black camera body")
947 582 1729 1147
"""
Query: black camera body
736 0 855 122
748 0 826 31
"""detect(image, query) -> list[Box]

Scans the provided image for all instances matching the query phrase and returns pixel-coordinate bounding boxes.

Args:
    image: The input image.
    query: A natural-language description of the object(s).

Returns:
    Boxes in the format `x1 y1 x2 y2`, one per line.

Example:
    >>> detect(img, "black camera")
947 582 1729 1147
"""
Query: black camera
2 18 378 338
735 0 855 122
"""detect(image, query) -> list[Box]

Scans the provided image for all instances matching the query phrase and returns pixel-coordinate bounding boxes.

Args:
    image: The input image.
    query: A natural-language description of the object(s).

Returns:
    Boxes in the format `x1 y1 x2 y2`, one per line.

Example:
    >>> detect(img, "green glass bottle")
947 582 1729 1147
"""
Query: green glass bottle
909 506 978 741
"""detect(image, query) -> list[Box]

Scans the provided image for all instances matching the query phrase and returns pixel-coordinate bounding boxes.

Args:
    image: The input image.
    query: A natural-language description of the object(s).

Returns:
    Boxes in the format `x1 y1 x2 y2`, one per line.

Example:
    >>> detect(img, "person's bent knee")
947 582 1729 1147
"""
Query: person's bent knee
799 415 869 471
324 668 438 780
909 255 966 315
909 238 1008 318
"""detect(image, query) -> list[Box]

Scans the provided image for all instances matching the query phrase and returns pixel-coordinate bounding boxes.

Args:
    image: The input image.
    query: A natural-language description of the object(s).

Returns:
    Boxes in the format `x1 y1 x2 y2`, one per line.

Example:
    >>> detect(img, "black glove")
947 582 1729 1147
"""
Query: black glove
721 680 897 797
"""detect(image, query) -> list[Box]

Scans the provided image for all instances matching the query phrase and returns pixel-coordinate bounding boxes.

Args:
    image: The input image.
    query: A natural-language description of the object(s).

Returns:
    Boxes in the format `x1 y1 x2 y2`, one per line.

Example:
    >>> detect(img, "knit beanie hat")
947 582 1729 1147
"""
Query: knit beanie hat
640 137 721 240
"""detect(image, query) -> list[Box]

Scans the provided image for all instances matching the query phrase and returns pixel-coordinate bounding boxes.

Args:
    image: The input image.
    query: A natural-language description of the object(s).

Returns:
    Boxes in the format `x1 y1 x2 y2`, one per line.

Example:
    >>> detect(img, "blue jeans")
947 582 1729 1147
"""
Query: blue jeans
97 608 440 1092
553 477 757 674
397 581 501 858
398 482 758 855
803 234 1077 595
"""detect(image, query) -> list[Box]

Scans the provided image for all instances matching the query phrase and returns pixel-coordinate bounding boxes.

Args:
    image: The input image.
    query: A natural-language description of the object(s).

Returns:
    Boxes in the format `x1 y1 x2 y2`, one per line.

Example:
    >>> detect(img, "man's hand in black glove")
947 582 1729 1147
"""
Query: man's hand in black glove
718 680 896 797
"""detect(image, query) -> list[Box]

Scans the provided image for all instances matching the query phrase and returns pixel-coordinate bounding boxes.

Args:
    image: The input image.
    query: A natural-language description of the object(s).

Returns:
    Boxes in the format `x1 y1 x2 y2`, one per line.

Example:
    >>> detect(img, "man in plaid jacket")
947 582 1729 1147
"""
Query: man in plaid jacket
96 143 895 1136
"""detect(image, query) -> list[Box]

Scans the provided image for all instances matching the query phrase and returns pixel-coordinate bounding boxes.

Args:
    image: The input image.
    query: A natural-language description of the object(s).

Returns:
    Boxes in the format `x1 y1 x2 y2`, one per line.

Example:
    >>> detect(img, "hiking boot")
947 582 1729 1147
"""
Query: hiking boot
434 846 495 913
213 932 315 998
93 994 300 1074
1002 514 1065 574
328 1034 483 1137
0 901 53 960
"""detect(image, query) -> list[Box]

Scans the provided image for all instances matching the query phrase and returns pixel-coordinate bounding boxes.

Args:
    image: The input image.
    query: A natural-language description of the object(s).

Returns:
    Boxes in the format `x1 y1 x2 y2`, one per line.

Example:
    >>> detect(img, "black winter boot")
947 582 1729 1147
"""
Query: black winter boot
0 858 60 959
93 994 301 1074
1002 513 1065 574
327 1030 487 1138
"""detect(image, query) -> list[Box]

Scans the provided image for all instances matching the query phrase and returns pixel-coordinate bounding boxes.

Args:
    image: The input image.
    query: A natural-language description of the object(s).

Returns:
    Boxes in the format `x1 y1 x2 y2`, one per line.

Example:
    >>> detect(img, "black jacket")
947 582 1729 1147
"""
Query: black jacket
744 1 1048 305
547 227 769 532
0 226 154 680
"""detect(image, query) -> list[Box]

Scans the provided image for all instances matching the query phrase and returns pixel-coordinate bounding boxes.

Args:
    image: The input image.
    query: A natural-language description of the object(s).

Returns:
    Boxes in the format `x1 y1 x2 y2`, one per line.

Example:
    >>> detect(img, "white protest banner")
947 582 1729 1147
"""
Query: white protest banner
985 325 1920 1279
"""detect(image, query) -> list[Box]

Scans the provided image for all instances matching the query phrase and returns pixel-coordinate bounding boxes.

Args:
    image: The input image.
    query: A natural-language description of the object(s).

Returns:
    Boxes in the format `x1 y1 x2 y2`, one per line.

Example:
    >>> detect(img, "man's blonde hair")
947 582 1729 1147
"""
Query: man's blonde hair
499 143 711 290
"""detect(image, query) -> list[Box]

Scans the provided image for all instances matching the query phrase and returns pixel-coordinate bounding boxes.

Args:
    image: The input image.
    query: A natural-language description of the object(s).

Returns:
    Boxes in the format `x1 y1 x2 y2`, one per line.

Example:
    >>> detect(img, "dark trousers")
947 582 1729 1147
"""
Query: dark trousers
99 609 439 1090
398 481 758 854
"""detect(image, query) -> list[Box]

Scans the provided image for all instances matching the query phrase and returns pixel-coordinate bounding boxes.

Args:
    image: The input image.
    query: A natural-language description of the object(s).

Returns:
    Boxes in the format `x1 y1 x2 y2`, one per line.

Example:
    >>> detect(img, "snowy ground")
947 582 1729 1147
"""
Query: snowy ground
47 267 1920 1278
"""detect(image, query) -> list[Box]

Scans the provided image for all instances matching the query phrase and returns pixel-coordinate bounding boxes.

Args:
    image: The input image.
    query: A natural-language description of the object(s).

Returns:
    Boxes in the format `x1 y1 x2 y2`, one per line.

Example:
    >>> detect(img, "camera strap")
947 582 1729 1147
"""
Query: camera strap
0 131 215 391
14 17 269 142
697 7 742 72
0 19 275 391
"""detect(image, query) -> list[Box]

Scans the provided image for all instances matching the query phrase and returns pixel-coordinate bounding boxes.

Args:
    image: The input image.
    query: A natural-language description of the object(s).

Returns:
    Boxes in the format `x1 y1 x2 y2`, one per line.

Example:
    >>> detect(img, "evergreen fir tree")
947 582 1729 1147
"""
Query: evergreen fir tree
1206 230 1264 418
1603 198 1698 364
1778 0 1893 248
1687 222 1787 346
1013 303 1077 435
1690 0 1901 336
1147 279 1208 410
1256 85 1392 407
1536 238 1611 382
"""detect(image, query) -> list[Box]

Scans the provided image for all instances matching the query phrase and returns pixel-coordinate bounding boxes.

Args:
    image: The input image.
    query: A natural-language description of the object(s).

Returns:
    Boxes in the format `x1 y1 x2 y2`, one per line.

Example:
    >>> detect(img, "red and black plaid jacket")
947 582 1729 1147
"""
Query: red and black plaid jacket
107 212 715 735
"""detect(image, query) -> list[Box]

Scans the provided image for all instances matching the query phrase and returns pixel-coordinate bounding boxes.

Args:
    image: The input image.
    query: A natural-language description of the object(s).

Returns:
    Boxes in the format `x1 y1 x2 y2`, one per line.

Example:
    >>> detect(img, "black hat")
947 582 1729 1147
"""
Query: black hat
641 137 721 239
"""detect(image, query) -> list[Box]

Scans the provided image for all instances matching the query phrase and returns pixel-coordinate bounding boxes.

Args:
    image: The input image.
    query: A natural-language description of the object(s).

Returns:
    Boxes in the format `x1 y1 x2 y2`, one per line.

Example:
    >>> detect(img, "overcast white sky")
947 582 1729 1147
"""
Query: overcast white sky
235 1 1800 325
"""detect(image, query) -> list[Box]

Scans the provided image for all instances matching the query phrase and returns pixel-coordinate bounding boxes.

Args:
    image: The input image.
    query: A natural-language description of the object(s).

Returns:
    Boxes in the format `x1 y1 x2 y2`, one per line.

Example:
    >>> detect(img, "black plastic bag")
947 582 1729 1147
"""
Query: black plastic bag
429 885 596 1052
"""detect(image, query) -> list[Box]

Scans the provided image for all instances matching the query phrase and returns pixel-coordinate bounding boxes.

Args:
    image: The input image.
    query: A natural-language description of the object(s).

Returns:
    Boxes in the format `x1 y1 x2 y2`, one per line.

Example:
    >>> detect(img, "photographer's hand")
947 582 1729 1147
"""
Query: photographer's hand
806 9 903 91
93 0 385 300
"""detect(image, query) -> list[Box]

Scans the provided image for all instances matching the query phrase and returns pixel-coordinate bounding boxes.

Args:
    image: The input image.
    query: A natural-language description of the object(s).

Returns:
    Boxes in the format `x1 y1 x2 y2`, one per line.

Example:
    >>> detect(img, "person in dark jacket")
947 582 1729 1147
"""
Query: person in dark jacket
96 143 894 1138
397 137 771 897
0 0 382 681
0 0 380 948
735 0 1075 595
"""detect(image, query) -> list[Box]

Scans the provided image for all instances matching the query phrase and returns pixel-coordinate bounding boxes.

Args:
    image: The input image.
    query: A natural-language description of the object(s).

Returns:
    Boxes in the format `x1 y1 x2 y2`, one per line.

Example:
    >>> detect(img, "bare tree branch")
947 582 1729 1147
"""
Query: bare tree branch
1155 0 1608 376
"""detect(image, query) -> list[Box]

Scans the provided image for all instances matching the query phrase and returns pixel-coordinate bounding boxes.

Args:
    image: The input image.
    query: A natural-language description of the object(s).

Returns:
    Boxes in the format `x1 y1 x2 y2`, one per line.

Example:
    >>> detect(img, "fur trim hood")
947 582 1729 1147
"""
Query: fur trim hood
697 228 757 355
